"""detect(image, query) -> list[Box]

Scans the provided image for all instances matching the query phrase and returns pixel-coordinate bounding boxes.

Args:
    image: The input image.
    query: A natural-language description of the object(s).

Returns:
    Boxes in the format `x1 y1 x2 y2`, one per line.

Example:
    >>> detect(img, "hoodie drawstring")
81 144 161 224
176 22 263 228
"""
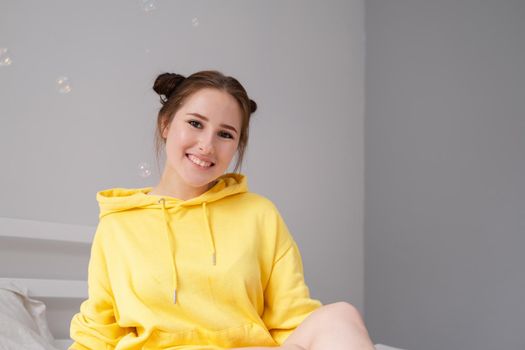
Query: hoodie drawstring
202 202 217 266
158 198 179 304
158 199 217 304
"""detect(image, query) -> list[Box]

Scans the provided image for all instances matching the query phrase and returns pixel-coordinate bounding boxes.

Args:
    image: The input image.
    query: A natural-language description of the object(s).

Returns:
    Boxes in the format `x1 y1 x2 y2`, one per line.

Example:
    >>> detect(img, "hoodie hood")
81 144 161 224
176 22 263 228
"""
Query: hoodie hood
97 173 247 218
95 173 247 304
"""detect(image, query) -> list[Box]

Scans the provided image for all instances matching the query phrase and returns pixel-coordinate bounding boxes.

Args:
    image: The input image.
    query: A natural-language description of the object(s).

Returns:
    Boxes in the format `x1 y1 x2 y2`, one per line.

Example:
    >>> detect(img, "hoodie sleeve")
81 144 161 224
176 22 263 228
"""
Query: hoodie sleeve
69 223 130 350
261 208 322 345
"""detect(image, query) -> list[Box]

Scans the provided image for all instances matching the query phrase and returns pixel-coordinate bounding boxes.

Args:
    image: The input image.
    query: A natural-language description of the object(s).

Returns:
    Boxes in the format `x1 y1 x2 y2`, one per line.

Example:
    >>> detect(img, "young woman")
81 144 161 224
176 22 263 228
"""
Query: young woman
69 71 375 350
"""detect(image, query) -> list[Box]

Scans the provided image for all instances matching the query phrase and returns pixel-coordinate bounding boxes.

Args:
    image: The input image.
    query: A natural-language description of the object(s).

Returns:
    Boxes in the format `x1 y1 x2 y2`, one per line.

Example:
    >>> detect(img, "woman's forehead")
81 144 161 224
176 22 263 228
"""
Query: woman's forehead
179 88 242 124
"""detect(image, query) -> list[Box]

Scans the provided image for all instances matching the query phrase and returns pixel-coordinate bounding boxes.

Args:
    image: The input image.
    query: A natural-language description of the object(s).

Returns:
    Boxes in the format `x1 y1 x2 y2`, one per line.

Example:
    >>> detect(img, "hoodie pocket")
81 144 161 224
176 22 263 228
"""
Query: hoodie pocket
142 323 277 349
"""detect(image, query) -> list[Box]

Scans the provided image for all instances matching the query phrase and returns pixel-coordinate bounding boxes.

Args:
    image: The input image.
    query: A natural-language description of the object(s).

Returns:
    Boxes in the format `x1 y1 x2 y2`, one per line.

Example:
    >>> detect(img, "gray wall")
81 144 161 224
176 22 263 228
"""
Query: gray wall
365 1 525 349
0 1 365 310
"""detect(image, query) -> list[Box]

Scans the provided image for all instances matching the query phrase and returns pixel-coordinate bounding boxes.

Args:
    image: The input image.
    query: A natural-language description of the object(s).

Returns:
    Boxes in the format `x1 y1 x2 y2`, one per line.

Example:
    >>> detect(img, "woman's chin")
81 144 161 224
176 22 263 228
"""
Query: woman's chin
180 173 219 190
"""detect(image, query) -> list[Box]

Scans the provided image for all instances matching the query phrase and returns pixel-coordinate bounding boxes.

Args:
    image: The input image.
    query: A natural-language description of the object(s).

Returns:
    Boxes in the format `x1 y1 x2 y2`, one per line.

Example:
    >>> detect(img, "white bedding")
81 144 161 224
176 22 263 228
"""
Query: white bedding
0 280 60 350
375 344 407 350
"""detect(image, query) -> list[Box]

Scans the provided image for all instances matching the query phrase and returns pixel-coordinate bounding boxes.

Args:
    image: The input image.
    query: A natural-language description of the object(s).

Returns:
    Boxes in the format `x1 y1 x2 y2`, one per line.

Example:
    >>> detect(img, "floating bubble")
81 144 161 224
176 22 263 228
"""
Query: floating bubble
138 162 152 178
145 48 151 55
141 0 156 13
192 17 199 27
56 76 72 94
0 48 13 66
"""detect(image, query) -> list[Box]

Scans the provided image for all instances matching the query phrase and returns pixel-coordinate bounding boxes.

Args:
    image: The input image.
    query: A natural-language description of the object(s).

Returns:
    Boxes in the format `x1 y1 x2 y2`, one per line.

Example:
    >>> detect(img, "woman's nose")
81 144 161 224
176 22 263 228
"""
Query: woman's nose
198 134 214 154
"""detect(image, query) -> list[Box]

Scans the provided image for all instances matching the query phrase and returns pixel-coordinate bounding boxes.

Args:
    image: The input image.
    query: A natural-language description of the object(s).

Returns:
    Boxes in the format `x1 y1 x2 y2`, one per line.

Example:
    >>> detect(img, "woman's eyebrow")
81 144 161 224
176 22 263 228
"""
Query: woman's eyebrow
187 113 238 134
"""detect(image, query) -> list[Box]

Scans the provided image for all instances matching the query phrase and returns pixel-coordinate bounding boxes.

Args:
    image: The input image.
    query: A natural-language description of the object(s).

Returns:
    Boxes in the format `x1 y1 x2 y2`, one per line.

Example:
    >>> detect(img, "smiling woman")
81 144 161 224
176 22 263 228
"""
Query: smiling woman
152 87 244 200
68 70 374 350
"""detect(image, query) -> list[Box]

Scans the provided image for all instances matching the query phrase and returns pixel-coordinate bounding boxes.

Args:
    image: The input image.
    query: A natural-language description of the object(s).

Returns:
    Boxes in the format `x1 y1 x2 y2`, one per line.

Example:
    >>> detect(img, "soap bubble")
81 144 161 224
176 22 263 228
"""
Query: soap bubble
138 162 152 178
0 48 13 66
56 76 72 94
192 17 199 27
141 0 157 12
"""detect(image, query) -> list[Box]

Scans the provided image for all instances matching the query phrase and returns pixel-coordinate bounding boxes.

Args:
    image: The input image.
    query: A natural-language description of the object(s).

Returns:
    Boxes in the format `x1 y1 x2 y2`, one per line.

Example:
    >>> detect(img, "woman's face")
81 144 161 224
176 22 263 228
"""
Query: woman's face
162 88 242 194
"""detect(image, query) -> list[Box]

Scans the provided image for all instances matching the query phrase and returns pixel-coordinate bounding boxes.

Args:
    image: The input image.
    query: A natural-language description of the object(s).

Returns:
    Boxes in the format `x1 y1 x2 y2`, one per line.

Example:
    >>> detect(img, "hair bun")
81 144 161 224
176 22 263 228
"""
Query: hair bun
249 99 257 114
153 73 186 103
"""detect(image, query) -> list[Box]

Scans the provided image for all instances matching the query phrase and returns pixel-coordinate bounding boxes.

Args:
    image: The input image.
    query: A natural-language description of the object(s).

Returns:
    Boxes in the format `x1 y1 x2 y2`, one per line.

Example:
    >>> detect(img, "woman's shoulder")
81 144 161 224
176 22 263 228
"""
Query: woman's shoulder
228 191 286 221
235 191 279 210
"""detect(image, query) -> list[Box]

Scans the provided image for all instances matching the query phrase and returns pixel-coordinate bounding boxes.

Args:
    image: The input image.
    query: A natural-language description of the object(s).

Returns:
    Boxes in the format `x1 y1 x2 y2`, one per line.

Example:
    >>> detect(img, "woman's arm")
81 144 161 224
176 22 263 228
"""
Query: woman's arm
69 224 130 350
260 208 322 345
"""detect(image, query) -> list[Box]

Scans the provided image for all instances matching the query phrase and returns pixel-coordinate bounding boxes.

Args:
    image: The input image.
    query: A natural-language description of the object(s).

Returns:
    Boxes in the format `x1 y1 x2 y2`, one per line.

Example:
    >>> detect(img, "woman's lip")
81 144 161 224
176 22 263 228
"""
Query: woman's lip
186 154 215 167
186 153 214 163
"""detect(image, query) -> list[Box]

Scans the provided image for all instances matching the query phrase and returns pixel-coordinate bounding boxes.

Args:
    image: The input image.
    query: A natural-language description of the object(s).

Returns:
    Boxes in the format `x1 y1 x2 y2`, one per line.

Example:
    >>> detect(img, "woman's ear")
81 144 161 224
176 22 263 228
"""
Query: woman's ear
161 117 170 139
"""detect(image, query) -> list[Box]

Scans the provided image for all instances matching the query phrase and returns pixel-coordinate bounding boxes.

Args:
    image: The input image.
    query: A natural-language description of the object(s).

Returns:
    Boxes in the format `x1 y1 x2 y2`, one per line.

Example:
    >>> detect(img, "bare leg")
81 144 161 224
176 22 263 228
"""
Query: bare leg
231 346 304 350
232 302 374 350
283 302 375 350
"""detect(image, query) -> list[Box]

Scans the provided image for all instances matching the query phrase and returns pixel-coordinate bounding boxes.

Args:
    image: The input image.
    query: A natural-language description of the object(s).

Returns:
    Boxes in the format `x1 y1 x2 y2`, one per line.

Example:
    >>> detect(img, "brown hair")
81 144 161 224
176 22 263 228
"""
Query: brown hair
153 70 257 173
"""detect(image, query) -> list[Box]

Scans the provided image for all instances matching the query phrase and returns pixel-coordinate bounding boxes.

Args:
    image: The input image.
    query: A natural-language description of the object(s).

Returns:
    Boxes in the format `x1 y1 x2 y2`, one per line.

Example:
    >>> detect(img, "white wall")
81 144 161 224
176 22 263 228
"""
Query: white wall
0 0 365 310
365 1 525 349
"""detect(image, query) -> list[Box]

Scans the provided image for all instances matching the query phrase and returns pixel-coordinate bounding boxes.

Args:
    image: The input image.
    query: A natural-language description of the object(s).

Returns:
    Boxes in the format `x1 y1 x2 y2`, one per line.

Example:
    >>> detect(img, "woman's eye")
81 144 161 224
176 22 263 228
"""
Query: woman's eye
188 120 202 128
219 131 233 139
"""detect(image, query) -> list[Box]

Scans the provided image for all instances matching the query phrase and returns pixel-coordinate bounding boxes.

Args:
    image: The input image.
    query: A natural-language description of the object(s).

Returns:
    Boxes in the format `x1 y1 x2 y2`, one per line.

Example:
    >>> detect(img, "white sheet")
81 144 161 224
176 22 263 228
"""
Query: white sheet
0 279 59 350
375 344 407 350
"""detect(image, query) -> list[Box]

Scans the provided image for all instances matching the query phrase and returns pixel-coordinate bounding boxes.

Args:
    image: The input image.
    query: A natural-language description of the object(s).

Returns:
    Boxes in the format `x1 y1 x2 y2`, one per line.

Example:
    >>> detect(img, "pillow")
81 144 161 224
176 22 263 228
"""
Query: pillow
0 279 59 350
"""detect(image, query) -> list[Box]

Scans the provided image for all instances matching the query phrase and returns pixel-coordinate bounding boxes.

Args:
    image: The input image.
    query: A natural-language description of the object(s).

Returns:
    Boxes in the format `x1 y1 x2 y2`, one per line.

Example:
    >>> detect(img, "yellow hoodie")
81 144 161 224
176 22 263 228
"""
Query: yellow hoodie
69 173 321 350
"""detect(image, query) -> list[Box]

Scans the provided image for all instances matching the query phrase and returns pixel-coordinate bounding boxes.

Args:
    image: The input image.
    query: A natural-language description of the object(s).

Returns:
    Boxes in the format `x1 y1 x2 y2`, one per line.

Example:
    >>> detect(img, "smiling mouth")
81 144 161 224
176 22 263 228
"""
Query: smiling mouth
186 154 215 168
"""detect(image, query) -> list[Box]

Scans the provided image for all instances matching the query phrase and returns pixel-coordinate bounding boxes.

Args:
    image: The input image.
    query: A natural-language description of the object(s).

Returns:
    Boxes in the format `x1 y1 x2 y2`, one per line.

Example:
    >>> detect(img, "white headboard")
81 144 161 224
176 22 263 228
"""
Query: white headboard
0 217 94 349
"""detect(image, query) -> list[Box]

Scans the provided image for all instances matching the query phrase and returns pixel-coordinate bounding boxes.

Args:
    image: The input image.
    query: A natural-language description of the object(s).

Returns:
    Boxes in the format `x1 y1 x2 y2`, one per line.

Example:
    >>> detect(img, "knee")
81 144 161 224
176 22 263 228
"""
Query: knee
318 302 367 331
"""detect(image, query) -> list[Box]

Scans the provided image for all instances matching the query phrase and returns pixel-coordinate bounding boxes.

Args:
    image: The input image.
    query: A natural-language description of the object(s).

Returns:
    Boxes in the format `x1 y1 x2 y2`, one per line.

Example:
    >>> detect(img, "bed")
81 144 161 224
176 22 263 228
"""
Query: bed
0 216 405 350
0 217 92 350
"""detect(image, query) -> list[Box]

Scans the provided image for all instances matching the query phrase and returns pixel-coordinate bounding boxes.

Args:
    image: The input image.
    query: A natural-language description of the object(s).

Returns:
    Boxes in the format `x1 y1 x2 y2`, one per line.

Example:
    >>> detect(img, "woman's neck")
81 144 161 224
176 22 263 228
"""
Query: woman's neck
149 168 215 200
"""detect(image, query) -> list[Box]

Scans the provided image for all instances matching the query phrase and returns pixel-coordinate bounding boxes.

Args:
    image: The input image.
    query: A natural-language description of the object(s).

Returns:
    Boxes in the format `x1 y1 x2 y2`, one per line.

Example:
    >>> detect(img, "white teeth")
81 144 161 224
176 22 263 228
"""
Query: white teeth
188 154 212 167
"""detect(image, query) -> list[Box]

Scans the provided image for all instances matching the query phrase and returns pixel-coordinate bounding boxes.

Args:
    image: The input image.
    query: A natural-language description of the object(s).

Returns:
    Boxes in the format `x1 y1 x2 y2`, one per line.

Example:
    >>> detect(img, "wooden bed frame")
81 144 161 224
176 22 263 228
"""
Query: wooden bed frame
0 217 94 350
